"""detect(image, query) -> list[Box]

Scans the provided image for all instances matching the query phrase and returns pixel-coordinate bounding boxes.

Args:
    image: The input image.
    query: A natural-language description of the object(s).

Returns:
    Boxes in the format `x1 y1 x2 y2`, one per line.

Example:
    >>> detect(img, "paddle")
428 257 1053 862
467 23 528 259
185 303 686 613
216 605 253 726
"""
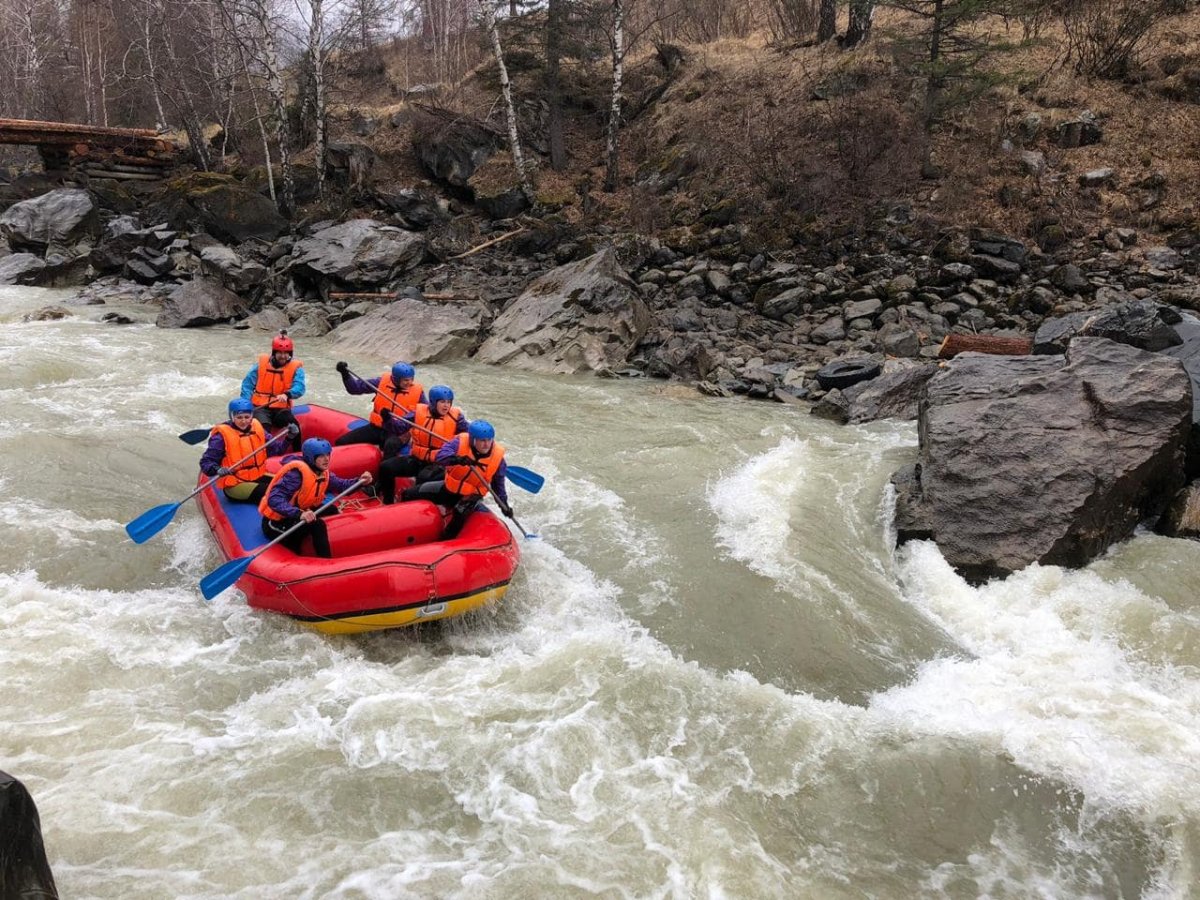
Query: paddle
178 428 211 446
342 365 545 494
125 429 289 544
460 459 538 540
199 477 368 601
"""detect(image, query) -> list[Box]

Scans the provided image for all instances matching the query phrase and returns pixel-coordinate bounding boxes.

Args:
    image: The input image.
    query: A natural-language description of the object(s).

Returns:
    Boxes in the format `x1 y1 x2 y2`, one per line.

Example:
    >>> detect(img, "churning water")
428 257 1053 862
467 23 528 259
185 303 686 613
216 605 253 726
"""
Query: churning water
1 285 1198 898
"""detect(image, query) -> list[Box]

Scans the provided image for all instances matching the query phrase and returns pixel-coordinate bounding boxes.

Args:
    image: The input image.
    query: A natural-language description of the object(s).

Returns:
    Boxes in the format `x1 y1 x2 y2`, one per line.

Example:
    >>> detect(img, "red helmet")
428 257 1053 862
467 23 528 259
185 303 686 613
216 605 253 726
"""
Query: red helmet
272 332 294 354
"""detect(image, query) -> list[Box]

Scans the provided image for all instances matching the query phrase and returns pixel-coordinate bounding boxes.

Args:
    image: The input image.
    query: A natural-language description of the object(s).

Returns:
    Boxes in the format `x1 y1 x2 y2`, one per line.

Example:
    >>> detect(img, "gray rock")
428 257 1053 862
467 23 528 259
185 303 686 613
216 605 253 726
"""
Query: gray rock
475 249 650 374
1050 264 1091 294
243 307 290 333
877 322 921 357
289 219 427 287
844 363 935 423
0 188 98 255
843 297 882 321
1158 481 1200 539
759 286 809 320
413 116 500 187
156 278 249 328
1144 247 1182 270
892 338 1192 583
331 297 484 363
1079 168 1116 187
810 317 846 344
0 253 47 285
1033 300 1183 355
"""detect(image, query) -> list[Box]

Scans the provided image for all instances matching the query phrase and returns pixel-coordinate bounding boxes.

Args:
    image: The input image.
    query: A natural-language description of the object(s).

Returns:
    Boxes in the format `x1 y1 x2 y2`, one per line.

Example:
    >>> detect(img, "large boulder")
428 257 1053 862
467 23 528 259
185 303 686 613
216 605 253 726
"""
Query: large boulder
0 189 99 255
329 298 484 362
843 362 936 424
0 253 47 285
156 278 250 328
1034 299 1183 355
892 338 1192 583
474 248 651 375
147 173 288 244
1162 311 1200 476
413 115 501 188
289 219 426 289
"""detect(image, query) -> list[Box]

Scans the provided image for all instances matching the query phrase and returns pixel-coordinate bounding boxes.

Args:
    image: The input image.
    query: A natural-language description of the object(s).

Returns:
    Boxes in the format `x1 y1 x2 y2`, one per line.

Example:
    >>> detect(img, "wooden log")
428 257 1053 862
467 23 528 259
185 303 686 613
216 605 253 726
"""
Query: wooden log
328 291 476 302
447 227 525 260
937 333 1033 359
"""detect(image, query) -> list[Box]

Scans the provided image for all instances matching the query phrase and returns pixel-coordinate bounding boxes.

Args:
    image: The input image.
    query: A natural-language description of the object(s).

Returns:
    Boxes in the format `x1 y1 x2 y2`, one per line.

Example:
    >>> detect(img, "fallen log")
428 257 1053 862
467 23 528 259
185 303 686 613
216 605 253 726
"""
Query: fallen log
938 333 1033 359
448 227 525 260
328 291 476 302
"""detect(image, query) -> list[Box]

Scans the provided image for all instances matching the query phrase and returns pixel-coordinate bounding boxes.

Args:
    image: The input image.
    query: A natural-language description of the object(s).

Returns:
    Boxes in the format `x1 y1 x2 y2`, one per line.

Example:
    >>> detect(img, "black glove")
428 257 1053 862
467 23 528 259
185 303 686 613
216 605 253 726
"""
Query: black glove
336 361 349 375
500 503 514 520
287 423 300 437
446 455 471 466
379 408 392 422
217 466 233 477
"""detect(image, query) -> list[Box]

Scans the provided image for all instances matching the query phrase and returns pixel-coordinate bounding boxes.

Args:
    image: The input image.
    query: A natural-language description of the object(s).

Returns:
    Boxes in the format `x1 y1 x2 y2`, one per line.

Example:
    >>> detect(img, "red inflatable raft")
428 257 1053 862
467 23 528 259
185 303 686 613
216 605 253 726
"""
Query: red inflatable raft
196 403 520 634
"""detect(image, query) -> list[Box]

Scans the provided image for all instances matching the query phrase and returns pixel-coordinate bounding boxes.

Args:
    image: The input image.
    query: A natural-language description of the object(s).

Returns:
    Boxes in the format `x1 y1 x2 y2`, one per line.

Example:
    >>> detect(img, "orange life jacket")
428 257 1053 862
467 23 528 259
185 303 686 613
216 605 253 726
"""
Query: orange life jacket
410 404 464 462
212 420 269 489
258 459 329 521
252 353 301 409
369 376 425 427
444 433 505 498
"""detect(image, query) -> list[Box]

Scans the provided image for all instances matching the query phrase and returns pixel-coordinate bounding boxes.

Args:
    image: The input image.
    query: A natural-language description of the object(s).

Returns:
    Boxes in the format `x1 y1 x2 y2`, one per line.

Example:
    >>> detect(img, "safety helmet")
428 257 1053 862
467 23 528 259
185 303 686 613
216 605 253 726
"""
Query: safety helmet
302 437 332 466
391 362 415 382
428 385 454 405
272 331 294 354
468 420 495 442
228 398 254 416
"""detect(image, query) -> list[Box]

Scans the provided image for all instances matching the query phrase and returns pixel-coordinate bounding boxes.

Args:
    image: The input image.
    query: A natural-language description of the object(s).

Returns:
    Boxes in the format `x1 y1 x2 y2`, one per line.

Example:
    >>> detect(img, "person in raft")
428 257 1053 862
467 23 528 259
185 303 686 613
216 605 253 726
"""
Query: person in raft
200 398 296 504
259 438 374 558
241 330 305 453
333 360 426 449
376 384 469 504
400 420 513 536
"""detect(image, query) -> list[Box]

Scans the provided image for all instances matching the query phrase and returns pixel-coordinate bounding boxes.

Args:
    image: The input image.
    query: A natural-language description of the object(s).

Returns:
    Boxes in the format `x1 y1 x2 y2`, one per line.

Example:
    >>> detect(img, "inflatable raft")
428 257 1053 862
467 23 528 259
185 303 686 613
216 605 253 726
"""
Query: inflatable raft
196 403 520 634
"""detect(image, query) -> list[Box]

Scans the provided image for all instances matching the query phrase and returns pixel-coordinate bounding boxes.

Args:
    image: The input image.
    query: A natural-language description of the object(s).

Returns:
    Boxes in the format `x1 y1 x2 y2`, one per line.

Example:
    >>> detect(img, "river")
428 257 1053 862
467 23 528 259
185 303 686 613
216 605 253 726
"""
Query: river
1 284 1198 898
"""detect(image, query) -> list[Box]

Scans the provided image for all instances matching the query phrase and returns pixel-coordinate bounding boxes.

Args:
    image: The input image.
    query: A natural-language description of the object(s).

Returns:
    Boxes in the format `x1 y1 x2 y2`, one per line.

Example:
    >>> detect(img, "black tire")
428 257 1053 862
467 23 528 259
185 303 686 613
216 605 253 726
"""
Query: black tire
815 358 882 391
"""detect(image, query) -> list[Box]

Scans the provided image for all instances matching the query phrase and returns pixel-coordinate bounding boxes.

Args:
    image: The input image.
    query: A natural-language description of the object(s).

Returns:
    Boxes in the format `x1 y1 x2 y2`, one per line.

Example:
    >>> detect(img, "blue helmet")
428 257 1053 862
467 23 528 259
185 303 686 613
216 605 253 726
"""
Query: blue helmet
391 362 415 382
468 420 495 442
429 384 454 405
302 437 332 466
228 398 254 416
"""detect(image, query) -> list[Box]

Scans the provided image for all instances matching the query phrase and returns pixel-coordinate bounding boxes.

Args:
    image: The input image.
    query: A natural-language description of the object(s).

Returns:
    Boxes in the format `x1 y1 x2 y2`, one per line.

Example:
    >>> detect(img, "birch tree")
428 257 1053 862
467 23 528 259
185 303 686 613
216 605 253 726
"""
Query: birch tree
603 0 624 192
845 0 873 46
307 0 328 198
478 0 534 203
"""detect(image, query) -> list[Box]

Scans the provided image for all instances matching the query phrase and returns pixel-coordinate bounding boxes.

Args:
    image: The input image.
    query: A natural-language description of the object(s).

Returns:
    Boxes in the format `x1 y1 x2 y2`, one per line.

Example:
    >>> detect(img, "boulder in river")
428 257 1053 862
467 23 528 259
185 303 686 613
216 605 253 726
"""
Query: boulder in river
0 188 99 255
156 278 249 328
330 297 485 363
474 248 651 375
892 338 1192 583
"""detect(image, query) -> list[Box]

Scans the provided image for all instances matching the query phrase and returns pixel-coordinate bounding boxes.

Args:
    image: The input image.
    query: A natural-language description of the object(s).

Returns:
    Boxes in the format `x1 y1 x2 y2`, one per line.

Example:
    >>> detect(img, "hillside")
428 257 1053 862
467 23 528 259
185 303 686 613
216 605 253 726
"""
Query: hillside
318 5 1200 255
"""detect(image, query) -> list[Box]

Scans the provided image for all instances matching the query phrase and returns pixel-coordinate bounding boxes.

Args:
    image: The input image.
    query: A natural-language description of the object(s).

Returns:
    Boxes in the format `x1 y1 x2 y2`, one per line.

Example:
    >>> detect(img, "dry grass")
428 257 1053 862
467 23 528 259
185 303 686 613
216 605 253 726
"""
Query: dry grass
322 5 1200 248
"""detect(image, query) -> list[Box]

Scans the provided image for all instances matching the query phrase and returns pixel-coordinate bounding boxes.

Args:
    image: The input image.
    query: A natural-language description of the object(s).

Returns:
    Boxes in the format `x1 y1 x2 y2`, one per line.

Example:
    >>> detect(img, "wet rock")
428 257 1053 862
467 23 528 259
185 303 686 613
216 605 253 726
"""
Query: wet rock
0 188 98 255
0 253 47 285
156 278 249 328
289 219 427 288
23 305 71 322
330 297 484 363
892 338 1192 583
475 248 650 375
844 362 935 423
1158 481 1200 539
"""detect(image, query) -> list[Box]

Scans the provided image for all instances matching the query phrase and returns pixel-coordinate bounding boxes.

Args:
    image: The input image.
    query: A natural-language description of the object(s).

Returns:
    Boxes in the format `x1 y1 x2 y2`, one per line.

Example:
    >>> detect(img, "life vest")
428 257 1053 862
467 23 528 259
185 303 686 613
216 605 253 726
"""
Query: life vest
212 420 269 489
259 459 329 521
410 404 464 462
369 376 425 427
252 353 301 409
443 433 505 498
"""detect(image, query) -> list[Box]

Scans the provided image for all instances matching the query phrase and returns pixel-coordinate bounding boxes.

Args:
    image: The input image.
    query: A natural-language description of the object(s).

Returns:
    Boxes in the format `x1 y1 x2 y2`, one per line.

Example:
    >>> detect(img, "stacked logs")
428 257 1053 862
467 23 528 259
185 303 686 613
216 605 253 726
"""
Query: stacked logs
0 118 178 182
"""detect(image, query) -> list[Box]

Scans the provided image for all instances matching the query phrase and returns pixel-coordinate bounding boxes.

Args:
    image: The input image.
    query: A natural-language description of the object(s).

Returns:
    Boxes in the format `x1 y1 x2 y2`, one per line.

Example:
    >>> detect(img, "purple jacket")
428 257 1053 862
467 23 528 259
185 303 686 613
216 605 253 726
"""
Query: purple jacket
265 460 361 519
200 423 289 477
435 439 509 505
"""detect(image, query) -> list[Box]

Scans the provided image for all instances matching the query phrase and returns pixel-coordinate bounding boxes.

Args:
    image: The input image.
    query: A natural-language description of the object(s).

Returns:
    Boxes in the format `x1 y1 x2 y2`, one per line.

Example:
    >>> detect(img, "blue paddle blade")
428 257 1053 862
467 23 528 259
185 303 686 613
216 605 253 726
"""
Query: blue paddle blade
124 502 181 544
179 428 211 445
199 554 254 601
506 465 544 494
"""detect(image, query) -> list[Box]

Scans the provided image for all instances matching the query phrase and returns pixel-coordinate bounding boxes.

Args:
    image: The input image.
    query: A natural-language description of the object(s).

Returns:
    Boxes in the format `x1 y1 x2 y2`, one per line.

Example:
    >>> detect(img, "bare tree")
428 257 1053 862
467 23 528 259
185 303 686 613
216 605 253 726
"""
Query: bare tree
478 0 534 201
818 0 837 41
845 0 873 45
544 0 567 170
306 0 328 197
603 0 624 192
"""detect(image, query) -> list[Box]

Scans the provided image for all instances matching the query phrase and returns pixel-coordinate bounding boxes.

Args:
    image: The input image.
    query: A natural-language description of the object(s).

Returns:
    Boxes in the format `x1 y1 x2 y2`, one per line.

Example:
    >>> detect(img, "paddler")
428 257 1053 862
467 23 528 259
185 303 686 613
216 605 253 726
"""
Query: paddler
400 420 513 537
241 330 305 452
333 360 426 451
200 398 295 504
377 384 469 504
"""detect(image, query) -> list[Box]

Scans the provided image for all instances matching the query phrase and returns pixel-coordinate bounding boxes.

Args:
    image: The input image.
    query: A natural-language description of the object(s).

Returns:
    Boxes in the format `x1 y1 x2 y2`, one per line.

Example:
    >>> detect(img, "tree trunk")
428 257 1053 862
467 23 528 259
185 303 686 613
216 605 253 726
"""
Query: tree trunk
845 0 873 47
479 0 535 203
817 0 837 43
937 333 1033 359
603 0 625 193
309 0 327 199
544 0 566 171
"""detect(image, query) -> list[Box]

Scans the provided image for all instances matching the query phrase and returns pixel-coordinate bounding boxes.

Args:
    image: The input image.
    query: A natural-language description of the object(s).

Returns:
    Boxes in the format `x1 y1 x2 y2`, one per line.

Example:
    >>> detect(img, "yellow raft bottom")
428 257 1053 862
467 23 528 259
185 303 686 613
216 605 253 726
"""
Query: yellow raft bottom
296 584 509 635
